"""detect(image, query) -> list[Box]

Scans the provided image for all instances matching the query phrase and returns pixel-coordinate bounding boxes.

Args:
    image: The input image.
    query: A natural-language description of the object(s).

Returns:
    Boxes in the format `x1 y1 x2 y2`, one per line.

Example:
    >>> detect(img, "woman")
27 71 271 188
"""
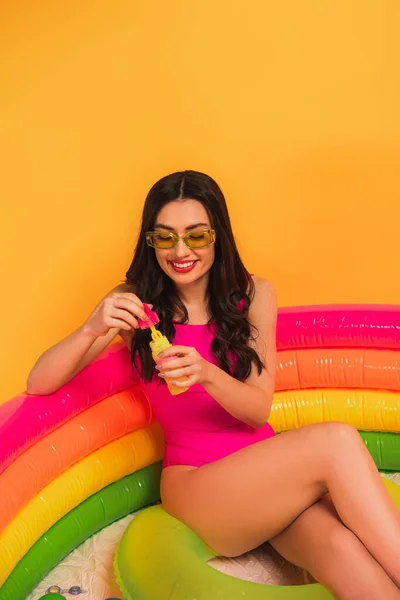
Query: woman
28 170 400 599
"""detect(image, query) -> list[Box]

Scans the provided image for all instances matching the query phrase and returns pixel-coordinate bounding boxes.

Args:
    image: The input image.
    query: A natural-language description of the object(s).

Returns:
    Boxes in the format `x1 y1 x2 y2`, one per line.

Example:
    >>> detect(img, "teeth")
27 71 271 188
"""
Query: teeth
172 261 195 268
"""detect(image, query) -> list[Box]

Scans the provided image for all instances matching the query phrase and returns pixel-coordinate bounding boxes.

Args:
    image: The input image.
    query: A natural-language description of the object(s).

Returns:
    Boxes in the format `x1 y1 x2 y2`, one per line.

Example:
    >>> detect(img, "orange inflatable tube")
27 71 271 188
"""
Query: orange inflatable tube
276 348 400 391
0 386 152 534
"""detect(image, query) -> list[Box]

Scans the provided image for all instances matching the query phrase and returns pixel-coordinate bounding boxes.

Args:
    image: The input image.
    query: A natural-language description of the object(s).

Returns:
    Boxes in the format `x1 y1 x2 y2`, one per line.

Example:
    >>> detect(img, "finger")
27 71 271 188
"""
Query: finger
111 297 148 321
168 375 197 388
159 367 192 379
109 317 136 332
113 292 144 307
110 308 139 329
158 345 193 359
156 356 192 371
112 293 146 314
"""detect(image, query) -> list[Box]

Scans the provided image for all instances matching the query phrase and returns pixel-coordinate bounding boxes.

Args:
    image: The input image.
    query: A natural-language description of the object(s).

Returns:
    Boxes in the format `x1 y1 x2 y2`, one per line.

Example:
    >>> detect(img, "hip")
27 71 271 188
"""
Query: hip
162 421 275 468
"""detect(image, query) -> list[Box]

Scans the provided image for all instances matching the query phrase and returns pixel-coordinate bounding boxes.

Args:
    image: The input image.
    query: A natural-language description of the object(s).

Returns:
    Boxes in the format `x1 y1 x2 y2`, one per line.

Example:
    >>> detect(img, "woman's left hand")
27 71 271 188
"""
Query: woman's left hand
156 345 213 388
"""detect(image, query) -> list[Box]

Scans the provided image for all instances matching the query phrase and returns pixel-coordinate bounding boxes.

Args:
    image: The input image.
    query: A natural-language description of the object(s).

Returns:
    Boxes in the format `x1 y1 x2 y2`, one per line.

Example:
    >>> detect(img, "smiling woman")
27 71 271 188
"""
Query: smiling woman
25 170 400 600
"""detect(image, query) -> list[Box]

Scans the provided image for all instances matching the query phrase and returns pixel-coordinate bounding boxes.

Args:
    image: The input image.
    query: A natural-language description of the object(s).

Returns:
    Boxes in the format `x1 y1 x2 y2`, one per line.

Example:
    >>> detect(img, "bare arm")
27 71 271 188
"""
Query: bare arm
26 284 140 395
200 278 277 427
157 277 277 428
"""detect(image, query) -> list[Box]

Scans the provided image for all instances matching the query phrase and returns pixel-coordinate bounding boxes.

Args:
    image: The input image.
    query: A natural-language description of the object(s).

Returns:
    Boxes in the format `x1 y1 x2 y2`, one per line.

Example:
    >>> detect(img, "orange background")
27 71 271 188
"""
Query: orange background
1 1 399 401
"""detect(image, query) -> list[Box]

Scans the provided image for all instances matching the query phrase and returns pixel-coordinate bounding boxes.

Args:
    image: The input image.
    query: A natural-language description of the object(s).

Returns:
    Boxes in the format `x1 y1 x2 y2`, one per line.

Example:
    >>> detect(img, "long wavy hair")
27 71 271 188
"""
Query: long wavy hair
125 170 263 382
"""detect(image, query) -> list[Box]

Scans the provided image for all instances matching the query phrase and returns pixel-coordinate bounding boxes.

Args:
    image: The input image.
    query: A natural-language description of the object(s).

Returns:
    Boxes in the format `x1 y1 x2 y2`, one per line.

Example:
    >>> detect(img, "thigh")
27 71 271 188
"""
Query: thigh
269 495 400 600
161 423 352 556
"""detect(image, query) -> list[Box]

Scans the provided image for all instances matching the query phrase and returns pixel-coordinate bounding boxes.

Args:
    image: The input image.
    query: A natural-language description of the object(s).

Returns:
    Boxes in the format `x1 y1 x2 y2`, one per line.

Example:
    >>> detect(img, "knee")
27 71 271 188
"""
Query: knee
313 422 363 465
325 422 360 442
316 422 361 447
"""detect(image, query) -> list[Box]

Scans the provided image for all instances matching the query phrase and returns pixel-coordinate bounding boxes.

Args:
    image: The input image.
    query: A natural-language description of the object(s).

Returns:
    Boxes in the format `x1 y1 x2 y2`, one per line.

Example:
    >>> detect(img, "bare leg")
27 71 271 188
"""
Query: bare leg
162 423 400 588
269 494 400 599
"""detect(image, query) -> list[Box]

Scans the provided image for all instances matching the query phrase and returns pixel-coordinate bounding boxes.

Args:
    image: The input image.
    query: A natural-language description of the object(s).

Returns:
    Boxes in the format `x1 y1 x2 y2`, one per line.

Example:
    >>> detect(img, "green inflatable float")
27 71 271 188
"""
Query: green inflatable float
115 477 400 600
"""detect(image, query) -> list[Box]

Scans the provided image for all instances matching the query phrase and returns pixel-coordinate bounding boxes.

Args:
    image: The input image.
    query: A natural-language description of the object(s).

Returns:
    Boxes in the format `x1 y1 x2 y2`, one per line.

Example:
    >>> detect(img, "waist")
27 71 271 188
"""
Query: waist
163 421 275 468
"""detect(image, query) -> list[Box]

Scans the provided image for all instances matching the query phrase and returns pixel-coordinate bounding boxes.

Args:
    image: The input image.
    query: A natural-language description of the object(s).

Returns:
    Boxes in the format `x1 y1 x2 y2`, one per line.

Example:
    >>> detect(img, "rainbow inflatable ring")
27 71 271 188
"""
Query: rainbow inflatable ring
1 304 400 600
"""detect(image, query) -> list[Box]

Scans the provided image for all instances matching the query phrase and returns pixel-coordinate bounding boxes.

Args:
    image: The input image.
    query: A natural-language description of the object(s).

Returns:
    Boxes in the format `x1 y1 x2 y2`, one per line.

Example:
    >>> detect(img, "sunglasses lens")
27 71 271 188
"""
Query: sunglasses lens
186 230 214 248
147 233 175 249
146 230 215 249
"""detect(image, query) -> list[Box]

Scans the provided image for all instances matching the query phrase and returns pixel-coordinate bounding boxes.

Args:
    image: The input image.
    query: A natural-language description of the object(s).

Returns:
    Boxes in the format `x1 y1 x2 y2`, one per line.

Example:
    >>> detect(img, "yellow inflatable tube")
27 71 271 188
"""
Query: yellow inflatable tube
0 422 163 585
270 389 400 433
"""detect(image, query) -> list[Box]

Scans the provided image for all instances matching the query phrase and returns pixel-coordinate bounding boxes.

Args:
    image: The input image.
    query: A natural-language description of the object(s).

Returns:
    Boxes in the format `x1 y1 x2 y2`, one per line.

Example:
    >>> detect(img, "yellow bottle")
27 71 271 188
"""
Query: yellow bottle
149 327 190 396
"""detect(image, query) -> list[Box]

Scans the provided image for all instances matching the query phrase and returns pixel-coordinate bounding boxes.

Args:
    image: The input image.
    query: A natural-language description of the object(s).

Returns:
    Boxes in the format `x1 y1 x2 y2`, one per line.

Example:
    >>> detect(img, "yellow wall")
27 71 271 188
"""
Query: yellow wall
1 1 399 401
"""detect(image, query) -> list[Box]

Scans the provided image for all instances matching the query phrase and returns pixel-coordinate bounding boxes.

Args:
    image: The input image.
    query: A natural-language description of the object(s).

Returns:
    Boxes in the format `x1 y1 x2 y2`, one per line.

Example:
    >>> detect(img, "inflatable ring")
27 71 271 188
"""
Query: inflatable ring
0 423 163 585
0 387 152 534
0 463 162 600
276 305 400 351
115 477 400 600
359 431 400 471
0 342 133 473
275 348 400 391
270 388 400 433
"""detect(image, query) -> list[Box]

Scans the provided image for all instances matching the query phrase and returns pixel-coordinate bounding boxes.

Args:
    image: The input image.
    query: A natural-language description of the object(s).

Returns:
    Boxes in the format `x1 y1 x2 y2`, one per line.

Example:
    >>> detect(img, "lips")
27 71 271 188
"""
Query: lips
169 260 197 273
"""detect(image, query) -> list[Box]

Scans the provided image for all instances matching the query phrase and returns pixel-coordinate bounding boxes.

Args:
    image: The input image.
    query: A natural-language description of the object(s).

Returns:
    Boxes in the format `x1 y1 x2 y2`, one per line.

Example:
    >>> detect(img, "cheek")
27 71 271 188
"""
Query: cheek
155 251 169 270
195 247 215 269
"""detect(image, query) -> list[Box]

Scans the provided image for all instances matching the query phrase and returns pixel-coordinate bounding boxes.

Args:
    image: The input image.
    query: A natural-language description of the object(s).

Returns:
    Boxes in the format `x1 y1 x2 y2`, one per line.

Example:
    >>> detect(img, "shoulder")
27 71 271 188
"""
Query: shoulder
252 276 277 307
252 276 276 298
249 277 277 326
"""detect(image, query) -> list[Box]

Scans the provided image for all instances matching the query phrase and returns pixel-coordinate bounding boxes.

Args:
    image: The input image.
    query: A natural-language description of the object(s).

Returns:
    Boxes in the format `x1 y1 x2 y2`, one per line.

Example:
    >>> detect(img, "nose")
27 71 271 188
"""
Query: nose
173 239 190 258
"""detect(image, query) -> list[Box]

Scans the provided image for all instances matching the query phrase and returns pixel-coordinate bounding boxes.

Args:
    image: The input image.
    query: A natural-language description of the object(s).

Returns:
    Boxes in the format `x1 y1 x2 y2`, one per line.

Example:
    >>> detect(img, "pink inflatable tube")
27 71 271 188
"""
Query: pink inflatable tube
0 342 132 475
277 305 400 351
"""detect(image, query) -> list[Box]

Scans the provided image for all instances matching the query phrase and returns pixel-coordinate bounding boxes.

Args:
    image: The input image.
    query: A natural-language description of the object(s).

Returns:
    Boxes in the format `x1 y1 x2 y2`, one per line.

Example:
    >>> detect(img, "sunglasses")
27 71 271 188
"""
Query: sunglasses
146 229 216 250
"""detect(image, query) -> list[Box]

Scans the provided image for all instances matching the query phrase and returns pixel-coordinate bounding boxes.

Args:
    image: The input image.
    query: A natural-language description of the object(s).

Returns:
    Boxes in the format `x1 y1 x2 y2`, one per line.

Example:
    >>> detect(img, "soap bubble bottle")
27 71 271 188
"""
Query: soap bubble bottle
139 304 190 396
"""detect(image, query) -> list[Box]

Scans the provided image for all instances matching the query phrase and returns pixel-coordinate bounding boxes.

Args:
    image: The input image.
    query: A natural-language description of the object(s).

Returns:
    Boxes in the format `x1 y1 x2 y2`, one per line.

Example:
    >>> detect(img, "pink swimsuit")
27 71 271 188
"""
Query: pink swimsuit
139 321 276 468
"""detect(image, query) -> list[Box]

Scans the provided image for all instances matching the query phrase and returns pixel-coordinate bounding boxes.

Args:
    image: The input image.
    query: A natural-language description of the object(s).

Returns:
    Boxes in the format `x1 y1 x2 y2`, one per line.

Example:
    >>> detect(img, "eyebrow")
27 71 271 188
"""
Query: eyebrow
154 222 209 231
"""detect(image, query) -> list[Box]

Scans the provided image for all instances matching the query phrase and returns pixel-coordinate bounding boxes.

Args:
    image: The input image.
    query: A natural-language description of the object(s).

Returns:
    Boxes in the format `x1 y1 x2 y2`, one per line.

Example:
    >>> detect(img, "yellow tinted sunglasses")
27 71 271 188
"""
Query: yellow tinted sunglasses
146 229 216 250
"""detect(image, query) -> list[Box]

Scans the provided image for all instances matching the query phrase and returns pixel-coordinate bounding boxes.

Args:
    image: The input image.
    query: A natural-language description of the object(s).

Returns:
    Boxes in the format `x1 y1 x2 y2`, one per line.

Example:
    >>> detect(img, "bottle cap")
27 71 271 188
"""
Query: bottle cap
138 303 160 329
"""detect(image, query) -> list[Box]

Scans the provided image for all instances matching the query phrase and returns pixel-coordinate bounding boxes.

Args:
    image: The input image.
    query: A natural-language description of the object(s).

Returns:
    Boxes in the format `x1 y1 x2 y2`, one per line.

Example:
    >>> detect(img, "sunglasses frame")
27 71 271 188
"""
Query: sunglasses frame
145 228 216 249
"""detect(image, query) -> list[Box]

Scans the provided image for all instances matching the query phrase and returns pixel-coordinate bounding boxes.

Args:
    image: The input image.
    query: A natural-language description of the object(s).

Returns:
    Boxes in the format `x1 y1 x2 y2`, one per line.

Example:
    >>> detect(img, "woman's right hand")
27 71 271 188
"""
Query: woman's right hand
27 286 150 395
83 291 150 337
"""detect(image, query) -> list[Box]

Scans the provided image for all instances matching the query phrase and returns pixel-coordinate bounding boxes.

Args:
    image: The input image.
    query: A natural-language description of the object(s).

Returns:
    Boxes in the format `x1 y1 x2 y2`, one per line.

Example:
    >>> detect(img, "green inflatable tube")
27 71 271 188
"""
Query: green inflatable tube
115 477 400 600
359 431 400 471
0 463 162 600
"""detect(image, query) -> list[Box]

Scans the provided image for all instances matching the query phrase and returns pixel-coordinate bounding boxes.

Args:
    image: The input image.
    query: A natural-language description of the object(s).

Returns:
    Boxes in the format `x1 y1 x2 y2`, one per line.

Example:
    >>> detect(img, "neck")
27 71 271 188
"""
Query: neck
175 272 209 306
